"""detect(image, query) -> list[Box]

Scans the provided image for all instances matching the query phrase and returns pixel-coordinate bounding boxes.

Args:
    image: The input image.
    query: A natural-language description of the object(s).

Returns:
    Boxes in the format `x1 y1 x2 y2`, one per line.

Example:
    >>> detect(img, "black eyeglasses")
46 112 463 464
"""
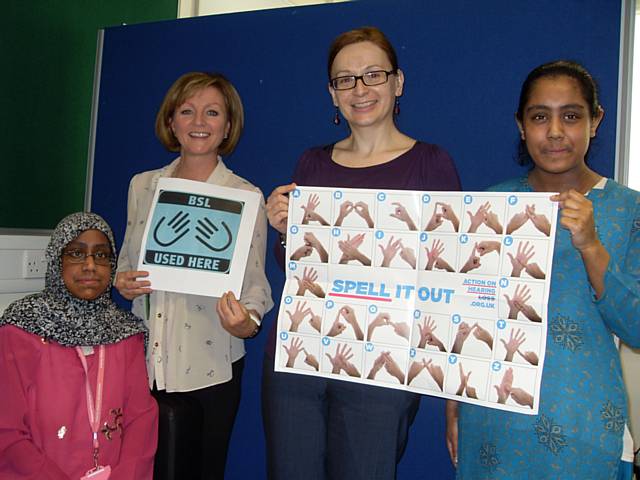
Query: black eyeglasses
329 70 396 91
63 249 113 266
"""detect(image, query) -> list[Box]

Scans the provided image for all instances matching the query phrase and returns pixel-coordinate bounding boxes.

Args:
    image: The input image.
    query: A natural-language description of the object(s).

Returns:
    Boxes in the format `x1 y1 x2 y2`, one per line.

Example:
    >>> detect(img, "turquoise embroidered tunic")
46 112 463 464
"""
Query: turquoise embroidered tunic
457 177 640 480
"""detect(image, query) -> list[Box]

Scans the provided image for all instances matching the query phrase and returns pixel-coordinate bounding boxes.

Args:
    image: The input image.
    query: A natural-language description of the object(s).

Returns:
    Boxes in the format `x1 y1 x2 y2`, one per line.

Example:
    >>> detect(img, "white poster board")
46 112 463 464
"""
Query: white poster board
274 186 558 414
137 178 260 297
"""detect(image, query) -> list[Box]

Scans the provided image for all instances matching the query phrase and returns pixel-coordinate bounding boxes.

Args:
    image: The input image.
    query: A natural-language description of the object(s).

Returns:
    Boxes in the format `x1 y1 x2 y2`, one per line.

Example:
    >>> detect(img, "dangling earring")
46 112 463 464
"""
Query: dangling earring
393 97 400 116
333 106 341 125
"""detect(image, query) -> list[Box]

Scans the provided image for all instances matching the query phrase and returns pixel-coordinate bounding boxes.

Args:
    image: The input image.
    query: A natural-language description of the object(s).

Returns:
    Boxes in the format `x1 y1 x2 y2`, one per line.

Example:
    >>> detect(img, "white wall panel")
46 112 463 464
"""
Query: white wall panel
0 233 49 314
178 0 348 18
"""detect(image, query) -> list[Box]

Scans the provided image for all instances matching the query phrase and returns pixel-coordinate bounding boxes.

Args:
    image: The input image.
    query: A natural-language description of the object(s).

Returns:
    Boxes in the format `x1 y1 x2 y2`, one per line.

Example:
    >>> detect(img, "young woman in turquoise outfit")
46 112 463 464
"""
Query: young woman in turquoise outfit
446 61 640 479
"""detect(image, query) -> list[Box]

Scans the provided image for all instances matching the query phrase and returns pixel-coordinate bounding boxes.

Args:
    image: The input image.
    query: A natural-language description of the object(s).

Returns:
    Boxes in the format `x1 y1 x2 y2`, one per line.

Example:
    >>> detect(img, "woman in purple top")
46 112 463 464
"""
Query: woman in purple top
262 26 461 479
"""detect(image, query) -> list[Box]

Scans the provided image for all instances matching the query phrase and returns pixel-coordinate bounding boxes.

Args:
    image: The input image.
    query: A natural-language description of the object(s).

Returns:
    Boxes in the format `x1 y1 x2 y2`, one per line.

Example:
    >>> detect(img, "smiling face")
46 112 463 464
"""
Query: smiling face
517 75 603 176
328 41 403 129
61 229 112 301
170 86 231 160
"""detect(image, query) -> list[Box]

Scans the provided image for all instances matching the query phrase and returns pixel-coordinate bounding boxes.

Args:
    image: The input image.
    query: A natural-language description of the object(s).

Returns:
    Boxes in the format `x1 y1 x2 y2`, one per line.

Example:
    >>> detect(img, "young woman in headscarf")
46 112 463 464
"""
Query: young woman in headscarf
0 212 158 480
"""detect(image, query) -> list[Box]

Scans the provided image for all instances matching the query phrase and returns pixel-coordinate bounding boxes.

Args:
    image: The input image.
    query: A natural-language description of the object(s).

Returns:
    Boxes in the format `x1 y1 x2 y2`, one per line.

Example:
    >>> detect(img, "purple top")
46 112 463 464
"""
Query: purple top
266 141 461 356
290 141 460 190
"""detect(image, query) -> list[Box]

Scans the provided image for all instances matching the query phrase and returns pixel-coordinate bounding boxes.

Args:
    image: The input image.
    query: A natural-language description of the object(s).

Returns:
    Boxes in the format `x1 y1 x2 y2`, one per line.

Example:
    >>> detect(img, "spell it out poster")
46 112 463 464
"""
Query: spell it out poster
274 186 559 414
137 178 260 298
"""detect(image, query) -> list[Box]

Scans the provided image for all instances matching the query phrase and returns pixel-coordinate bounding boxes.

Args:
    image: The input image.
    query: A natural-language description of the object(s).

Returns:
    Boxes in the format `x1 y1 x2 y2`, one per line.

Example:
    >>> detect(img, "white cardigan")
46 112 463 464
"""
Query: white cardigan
117 157 273 392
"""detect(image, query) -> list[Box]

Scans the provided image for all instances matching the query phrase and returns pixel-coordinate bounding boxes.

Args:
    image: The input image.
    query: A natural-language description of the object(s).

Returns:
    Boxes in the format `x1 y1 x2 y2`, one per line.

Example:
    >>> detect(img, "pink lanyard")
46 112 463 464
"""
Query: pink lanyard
75 345 106 469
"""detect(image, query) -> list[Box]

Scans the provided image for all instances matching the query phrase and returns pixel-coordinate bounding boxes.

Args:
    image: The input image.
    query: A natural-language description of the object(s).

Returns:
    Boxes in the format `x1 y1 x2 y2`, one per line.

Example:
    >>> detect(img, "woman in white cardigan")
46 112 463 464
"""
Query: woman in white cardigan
115 71 273 480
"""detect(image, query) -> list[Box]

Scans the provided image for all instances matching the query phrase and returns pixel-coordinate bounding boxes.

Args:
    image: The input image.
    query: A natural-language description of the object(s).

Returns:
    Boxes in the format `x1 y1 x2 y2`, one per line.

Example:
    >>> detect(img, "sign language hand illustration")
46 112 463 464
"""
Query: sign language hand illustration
334 200 355 226
417 316 446 352
426 202 460 232
501 328 526 362
507 241 535 277
456 362 478 398
390 202 418 231
153 211 191 246
425 239 455 272
424 358 444 390
507 204 551 236
466 202 503 234
326 343 361 377
301 193 329 226
283 337 304 368
338 233 371 266
195 217 232 252
504 284 542 322
494 367 513 404
354 201 374 227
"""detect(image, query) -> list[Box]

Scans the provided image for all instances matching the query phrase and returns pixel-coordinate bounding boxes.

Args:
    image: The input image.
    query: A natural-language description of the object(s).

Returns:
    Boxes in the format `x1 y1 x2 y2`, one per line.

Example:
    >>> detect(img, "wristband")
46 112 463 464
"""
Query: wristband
246 311 261 338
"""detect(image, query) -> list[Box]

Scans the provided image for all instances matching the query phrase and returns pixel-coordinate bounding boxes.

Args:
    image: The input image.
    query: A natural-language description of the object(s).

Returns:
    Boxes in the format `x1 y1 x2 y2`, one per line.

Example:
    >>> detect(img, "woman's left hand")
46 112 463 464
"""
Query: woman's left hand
551 189 599 252
216 291 259 338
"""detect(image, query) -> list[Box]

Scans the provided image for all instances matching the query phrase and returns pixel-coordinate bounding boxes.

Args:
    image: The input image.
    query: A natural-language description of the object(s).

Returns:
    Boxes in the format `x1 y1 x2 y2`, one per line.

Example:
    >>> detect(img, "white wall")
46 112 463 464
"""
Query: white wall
622 344 640 443
0 233 49 314
621 2 640 468
629 3 640 191
177 0 349 17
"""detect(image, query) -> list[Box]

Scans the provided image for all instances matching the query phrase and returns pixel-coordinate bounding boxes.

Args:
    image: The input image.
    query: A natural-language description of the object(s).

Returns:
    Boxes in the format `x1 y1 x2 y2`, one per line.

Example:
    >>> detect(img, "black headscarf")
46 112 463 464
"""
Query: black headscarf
0 212 147 346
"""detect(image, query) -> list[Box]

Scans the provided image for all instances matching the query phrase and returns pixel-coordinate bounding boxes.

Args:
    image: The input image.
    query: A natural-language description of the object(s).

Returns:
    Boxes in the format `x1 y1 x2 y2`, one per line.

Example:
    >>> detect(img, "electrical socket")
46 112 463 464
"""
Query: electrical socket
23 250 46 279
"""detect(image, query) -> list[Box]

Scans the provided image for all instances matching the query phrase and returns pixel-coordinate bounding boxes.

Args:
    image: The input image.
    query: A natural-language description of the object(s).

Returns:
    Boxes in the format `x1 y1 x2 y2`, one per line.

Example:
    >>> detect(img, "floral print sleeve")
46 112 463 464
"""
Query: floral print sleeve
594 194 640 347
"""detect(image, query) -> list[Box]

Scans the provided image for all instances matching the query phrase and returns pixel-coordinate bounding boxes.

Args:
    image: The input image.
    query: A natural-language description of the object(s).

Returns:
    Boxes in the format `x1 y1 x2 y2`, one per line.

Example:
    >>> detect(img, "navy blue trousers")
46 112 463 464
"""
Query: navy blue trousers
262 354 420 480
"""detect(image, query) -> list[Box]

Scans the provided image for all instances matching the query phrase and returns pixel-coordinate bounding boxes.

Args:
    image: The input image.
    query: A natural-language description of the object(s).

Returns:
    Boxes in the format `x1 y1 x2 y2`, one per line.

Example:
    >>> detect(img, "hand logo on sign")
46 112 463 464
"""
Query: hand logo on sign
153 211 191 246
152 211 234 253
195 217 233 252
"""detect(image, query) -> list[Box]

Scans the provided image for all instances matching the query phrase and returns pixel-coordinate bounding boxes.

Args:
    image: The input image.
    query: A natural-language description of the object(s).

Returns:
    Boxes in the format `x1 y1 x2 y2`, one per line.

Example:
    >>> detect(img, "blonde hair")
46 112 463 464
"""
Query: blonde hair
155 72 244 156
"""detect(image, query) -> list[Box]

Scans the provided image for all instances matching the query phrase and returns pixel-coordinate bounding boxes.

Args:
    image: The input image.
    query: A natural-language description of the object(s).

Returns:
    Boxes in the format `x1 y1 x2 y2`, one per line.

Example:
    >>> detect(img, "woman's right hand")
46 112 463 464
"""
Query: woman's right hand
266 182 296 234
115 270 152 300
